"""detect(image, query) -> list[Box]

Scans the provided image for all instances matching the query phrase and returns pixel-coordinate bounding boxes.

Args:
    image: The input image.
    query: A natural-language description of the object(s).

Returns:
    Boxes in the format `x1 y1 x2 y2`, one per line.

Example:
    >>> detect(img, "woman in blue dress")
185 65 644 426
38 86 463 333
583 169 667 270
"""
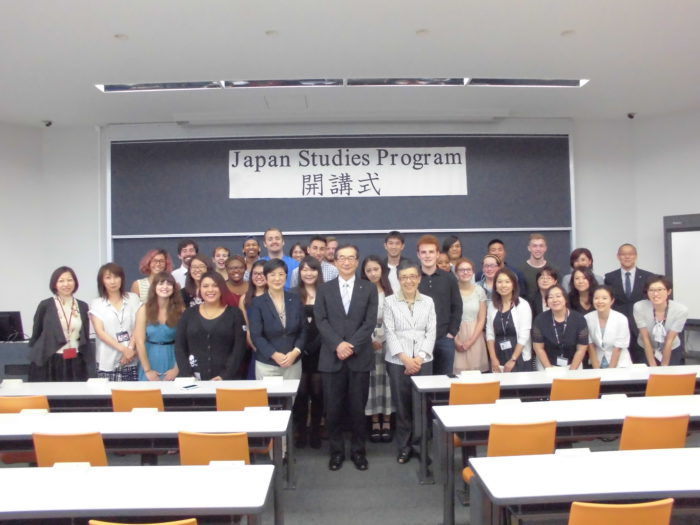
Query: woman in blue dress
135 272 185 381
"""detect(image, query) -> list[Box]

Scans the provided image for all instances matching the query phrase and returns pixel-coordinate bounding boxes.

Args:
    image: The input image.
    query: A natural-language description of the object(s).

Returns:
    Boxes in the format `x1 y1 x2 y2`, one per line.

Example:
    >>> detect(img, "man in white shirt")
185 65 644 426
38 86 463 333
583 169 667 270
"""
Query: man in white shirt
383 230 409 293
171 239 198 288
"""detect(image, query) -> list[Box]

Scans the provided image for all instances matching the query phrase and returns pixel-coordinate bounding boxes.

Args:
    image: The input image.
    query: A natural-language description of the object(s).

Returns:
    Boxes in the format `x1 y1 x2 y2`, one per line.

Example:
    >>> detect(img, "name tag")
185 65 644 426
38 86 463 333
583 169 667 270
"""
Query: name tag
499 340 512 351
63 348 78 359
116 331 130 343
556 356 568 368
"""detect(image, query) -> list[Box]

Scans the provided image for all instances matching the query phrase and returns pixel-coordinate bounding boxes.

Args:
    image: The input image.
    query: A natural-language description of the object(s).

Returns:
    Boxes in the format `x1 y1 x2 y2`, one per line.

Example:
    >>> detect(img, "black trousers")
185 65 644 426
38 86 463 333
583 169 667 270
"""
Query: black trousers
322 367 370 457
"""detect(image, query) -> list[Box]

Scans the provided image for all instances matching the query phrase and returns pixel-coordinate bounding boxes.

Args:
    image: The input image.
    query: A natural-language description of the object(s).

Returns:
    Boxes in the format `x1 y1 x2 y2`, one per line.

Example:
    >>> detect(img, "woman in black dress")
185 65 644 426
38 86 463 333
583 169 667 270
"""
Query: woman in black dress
175 271 246 380
291 256 325 448
532 284 589 370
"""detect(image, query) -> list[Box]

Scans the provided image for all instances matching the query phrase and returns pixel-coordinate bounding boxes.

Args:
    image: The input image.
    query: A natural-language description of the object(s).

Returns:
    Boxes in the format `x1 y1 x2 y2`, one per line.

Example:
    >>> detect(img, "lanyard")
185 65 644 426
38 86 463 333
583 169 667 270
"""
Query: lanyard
110 298 127 329
499 307 512 340
55 296 75 340
551 309 569 348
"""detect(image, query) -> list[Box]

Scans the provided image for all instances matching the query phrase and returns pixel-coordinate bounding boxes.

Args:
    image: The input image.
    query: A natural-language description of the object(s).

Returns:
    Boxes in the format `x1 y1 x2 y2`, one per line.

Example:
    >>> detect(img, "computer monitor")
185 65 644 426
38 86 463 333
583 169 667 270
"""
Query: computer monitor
0 311 25 341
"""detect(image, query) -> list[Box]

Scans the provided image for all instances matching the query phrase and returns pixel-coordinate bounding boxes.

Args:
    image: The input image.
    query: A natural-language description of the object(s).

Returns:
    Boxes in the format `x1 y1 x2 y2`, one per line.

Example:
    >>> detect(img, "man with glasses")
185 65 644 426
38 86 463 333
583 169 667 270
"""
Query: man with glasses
315 244 378 472
604 243 653 363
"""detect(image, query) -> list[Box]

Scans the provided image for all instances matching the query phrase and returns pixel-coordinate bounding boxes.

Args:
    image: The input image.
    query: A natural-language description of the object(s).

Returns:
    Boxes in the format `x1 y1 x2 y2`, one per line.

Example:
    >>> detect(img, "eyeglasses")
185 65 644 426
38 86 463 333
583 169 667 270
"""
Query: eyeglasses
190 264 208 271
483 264 498 269
337 255 357 262
648 287 668 294
151 258 166 264
399 274 420 282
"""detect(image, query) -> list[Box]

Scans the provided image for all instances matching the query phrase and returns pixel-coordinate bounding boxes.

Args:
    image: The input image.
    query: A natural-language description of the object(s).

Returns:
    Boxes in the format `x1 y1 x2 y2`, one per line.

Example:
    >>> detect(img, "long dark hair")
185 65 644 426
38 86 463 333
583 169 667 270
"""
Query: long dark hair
361 255 393 296
184 255 213 298
491 268 520 309
244 260 267 307
296 256 324 303
145 272 184 327
568 267 598 311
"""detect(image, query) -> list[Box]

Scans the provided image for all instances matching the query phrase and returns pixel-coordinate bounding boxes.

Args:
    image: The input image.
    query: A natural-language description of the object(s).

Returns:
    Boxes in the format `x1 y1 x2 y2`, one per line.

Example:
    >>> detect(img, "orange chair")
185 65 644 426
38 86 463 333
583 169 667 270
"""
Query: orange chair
178 431 250 465
0 395 50 465
216 388 271 457
645 373 696 397
33 432 108 467
0 395 50 413
215 387 268 411
462 420 557 484
88 518 197 525
111 388 165 412
568 498 674 525
619 415 689 450
550 377 601 401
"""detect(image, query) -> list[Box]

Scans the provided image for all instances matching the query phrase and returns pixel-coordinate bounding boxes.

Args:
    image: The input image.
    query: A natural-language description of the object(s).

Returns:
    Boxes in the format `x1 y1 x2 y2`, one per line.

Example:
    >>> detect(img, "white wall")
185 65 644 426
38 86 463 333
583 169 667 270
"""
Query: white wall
3 114 700 337
0 122 45 335
0 123 100 335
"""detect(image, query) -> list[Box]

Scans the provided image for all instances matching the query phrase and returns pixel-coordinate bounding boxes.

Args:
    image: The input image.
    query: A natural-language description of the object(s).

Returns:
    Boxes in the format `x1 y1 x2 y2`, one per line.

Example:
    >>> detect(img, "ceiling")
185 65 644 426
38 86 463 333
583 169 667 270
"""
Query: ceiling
1 0 699 128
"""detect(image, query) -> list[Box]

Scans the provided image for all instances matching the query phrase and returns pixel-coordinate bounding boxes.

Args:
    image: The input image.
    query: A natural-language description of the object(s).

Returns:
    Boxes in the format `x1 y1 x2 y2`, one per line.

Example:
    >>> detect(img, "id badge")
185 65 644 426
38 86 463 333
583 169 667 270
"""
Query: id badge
499 340 512 351
556 356 568 367
62 347 78 359
116 331 130 343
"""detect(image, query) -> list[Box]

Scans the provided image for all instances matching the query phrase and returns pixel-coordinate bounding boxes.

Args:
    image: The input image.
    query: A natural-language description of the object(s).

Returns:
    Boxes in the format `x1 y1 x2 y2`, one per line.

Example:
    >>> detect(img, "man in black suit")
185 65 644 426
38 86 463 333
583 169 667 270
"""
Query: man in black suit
315 244 378 471
604 243 654 363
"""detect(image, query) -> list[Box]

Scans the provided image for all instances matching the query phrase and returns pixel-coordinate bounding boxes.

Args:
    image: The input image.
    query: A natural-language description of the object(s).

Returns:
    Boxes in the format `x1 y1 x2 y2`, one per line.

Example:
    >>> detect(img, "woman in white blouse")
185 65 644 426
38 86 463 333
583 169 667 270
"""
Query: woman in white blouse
584 285 632 368
384 260 436 465
486 268 532 373
633 276 688 366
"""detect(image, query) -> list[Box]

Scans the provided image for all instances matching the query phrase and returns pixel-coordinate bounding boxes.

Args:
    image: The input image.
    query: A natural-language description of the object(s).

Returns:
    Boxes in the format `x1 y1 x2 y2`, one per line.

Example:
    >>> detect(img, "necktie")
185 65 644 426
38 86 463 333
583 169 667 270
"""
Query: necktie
342 283 351 314
624 271 632 298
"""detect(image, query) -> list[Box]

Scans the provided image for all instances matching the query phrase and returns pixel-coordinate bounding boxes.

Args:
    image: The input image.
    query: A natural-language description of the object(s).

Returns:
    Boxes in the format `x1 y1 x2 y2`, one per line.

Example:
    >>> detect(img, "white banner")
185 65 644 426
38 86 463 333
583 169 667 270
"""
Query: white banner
228 147 467 199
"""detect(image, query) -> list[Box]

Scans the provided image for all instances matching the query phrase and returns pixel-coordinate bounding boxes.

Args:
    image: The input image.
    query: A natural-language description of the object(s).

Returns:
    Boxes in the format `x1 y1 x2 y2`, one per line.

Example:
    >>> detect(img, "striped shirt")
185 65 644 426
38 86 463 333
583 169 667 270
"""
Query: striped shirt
383 290 436 366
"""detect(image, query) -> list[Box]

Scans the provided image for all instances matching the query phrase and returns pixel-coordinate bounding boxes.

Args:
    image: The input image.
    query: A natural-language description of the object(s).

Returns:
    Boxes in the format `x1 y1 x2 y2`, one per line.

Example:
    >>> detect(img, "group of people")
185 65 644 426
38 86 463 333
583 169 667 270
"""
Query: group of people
26 228 688 473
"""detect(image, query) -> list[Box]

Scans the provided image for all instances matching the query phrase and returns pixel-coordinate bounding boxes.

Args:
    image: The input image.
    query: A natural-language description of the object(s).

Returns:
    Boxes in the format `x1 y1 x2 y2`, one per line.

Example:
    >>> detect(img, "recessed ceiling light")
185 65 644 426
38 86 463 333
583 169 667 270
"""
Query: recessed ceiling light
265 30 278 37
415 28 430 36
113 33 129 40
560 29 576 37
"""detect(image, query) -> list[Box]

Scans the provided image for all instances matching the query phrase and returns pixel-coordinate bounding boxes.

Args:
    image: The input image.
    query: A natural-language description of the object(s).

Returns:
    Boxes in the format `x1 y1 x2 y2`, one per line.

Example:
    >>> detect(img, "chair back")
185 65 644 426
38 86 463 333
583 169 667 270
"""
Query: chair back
111 389 165 412
449 381 500 405
216 388 268 411
550 377 601 401
178 431 250 465
619 414 689 451
88 518 197 525
33 432 108 467
645 373 696 397
487 420 557 457
0 395 49 413
568 497 674 525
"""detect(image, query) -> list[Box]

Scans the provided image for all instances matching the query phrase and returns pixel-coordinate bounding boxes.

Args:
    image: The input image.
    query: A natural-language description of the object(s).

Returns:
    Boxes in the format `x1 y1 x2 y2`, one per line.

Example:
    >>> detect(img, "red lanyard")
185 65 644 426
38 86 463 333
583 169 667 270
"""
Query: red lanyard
55 296 75 340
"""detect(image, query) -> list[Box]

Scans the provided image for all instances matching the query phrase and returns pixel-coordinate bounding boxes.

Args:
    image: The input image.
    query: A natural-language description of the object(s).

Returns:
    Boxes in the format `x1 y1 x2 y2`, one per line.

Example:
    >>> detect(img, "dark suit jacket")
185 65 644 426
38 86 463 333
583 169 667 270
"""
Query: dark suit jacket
604 267 654 332
314 277 378 373
249 291 307 366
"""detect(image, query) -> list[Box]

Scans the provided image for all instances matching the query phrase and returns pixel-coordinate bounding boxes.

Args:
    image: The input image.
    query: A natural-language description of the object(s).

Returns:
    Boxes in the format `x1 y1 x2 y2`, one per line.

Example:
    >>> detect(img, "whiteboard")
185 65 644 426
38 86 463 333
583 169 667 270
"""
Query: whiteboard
670 230 700 322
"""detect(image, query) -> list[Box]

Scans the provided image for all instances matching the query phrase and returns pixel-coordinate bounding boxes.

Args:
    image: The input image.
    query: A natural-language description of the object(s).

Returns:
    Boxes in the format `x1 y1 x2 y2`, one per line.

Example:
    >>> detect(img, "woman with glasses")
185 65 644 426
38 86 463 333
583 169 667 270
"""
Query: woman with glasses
181 255 213 308
130 249 174 302
453 258 488 374
477 254 502 300
384 260 435 464
633 276 688 366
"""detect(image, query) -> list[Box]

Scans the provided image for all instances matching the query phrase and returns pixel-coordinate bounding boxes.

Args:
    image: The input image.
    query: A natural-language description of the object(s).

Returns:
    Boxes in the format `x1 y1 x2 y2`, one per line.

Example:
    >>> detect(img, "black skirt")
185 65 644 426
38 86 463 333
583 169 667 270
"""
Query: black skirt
29 352 88 382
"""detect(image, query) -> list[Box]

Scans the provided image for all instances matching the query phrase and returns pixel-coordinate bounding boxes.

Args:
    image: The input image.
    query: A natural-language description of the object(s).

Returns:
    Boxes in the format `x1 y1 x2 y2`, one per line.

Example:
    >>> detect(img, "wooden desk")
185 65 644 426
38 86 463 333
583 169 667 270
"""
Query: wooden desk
0 410 290 525
433 394 700 525
412 365 700 483
0 464 274 524
469 448 700 525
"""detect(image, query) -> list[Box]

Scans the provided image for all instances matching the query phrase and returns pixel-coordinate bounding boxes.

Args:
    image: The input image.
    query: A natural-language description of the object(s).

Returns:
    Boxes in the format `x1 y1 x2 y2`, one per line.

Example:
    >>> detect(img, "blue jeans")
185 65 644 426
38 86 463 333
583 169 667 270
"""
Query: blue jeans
432 335 456 376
